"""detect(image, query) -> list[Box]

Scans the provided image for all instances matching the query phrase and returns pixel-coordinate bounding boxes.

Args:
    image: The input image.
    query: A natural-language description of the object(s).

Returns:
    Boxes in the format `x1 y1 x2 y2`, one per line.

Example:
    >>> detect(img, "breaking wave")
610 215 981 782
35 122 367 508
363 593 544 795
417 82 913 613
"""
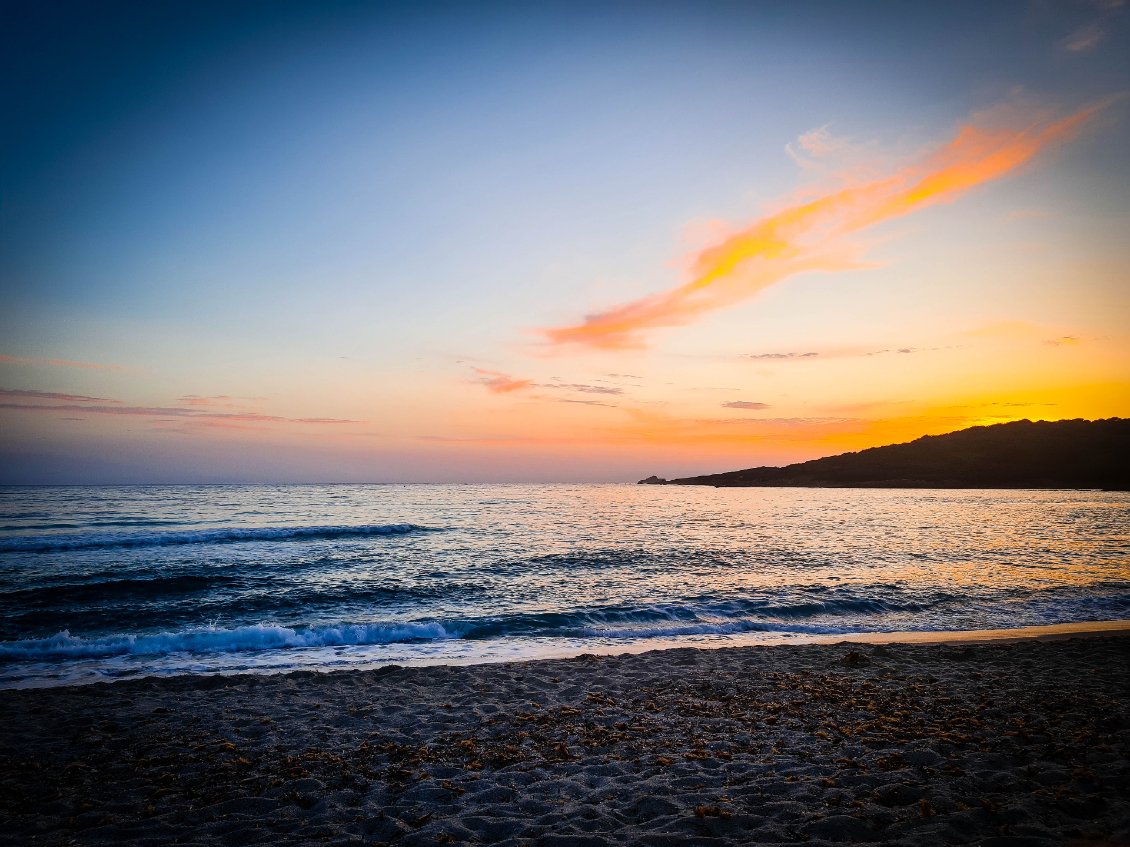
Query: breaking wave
0 595 937 661
0 622 458 660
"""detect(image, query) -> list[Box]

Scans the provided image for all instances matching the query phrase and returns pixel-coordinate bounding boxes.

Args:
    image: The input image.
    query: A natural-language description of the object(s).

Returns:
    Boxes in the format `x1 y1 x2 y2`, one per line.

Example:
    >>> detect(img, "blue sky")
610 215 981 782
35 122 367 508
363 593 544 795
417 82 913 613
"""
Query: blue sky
2 1 1127 482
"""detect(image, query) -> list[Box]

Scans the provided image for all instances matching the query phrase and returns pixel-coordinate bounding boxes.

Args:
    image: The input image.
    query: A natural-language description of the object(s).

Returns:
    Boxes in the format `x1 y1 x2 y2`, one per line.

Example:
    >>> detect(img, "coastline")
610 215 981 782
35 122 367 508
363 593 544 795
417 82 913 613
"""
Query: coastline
814 618 1130 644
400 619 1130 671
7 620 1129 692
2 628 1127 845
546 619 1130 659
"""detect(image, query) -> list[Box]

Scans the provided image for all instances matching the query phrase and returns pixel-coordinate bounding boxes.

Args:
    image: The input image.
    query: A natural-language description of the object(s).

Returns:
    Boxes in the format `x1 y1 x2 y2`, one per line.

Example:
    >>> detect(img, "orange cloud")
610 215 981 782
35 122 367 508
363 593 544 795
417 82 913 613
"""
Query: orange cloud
542 101 1104 350
472 368 532 394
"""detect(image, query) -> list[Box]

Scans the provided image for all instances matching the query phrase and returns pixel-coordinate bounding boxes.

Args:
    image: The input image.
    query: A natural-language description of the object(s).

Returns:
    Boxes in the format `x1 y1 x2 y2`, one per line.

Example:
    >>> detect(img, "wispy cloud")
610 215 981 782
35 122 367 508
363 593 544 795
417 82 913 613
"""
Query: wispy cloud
1045 335 1082 346
472 368 533 394
0 354 128 371
1062 22 1107 52
0 387 121 403
1060 0 1124 53
0 386 352 430
747 351 820 361
722 400 771 410
0 403 358 425
471 369 628 397
785 124 854 169
541 100 1105 350
557 398 617 407
745 345 953 363
176 394 267 408
866 347 924 356
543 382 623 395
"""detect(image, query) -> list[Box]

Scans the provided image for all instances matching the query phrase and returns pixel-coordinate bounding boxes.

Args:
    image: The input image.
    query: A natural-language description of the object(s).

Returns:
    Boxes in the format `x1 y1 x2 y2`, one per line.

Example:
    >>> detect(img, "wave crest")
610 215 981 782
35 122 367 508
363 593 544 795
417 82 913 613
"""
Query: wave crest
0 621 458 660
0 523 434 553
0 594 941 662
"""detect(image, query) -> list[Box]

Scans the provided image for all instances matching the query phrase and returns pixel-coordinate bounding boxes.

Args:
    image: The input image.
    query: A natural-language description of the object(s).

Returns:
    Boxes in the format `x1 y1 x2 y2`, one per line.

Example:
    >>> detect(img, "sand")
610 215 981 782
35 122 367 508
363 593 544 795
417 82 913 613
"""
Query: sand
2 630 1128 846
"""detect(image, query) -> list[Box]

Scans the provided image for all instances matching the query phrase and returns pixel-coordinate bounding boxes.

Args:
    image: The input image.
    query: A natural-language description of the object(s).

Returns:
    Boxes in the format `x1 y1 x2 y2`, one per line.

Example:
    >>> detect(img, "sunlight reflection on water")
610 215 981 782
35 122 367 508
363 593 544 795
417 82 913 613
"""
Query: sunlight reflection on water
1 484 1127 686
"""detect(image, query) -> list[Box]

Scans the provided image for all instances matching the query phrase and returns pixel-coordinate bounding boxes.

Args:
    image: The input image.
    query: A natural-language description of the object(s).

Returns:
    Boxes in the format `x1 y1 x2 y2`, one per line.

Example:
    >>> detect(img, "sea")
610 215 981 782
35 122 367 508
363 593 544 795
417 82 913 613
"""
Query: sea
1 484 1127 688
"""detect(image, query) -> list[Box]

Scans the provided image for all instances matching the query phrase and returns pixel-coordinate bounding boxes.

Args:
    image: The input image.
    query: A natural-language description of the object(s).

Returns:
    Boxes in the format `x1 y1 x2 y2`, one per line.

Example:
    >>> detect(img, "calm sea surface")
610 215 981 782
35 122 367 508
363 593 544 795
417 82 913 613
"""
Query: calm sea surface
1 484 1127 687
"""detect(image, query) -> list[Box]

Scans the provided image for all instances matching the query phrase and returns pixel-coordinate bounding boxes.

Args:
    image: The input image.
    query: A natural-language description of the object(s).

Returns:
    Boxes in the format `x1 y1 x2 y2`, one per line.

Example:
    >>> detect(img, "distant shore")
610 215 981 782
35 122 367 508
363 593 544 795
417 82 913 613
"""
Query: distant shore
643 481 1130 491
2 626 1127 846
641 418 1130 490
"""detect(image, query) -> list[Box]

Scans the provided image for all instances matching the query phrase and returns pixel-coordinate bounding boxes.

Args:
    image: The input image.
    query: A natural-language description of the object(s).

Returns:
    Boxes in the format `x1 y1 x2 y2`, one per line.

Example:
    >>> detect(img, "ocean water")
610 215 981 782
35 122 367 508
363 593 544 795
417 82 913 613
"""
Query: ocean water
1 484 1127 688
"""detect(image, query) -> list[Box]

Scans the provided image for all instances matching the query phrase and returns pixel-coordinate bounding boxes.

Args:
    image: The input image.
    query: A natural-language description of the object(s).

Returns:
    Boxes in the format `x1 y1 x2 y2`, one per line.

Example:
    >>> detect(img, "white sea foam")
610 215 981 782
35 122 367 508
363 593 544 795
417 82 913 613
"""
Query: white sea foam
577 619 849 639
0 622 458 660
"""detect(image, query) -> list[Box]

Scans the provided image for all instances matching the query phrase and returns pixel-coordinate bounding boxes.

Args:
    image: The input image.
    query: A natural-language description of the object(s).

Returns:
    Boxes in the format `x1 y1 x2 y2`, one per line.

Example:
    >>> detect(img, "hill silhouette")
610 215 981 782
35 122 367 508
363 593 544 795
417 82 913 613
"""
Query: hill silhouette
645 418 1129 490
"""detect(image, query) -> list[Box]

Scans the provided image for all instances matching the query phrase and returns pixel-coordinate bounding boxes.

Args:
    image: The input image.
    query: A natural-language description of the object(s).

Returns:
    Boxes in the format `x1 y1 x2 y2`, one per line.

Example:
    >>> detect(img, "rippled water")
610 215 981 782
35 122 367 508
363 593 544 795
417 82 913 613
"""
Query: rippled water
1 484 1127 687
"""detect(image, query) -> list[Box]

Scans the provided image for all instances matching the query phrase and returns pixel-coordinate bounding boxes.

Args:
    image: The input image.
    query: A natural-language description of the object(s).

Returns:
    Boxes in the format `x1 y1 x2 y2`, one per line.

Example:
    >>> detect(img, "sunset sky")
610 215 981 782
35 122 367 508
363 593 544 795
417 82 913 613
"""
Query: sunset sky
2 0 1128 483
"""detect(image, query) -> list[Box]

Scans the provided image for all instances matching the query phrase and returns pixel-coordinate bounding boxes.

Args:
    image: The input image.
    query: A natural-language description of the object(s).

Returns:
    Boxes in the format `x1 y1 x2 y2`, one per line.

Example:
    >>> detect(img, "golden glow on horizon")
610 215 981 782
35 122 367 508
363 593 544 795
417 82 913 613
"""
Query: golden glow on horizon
3 82 1126 480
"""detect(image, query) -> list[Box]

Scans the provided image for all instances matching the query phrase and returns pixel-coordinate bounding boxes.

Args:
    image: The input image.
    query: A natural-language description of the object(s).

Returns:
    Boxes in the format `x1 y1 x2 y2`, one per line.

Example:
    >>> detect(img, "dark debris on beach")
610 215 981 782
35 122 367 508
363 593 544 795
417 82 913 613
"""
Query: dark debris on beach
1 636 1128 846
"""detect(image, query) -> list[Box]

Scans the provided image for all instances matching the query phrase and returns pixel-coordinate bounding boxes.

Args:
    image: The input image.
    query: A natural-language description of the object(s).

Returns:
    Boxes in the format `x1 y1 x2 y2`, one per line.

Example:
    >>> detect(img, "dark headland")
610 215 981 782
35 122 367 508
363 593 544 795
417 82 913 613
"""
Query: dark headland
640 418 1130 489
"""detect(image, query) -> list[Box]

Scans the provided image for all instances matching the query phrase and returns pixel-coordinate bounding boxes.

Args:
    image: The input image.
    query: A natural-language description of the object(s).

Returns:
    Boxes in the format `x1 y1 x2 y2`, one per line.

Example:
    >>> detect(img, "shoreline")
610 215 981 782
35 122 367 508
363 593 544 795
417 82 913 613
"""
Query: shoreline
566 619 1130 661
2 631 1127 845
811 618 1130 644
3 619 1128 692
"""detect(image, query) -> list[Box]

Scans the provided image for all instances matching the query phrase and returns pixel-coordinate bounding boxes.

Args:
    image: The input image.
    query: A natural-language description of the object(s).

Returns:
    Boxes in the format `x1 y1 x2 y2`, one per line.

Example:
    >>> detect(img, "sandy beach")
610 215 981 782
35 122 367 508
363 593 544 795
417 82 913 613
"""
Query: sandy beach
2 628 1128 846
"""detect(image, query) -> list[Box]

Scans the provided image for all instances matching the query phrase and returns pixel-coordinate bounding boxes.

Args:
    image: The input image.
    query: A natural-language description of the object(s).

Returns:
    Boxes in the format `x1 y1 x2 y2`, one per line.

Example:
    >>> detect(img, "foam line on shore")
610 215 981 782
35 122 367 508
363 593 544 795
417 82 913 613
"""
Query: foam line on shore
428 619 1130 669
823 618 1130 644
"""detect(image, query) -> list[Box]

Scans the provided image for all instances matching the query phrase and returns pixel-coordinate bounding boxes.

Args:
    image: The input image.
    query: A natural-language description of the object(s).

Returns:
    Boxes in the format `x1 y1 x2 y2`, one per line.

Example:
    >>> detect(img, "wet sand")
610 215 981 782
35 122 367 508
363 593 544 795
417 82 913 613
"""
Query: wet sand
2 629 1128 846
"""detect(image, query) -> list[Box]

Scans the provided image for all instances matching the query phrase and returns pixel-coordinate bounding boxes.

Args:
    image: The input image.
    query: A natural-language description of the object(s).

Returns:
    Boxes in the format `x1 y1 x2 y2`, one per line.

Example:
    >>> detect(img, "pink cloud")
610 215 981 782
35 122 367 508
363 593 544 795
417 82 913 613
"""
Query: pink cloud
472 368 533 394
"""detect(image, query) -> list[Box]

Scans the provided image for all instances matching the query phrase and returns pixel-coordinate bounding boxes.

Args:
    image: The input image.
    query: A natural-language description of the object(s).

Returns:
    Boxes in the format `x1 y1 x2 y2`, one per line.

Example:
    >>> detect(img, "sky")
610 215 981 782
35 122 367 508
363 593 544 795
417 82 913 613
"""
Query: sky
1 0 1128 483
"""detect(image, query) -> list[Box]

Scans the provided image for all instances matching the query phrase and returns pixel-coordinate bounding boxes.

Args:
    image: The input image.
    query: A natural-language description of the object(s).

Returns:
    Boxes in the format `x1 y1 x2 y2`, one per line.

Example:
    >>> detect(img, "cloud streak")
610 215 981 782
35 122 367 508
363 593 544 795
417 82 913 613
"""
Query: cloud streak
0 403 358 426
0 354 127 371
543 382 623 395
748 351 820 361
176 394 268 408
541 100 1104 350
0 387 121 403
744 344 954 362
1061 0 1125 53
471 369 628 397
